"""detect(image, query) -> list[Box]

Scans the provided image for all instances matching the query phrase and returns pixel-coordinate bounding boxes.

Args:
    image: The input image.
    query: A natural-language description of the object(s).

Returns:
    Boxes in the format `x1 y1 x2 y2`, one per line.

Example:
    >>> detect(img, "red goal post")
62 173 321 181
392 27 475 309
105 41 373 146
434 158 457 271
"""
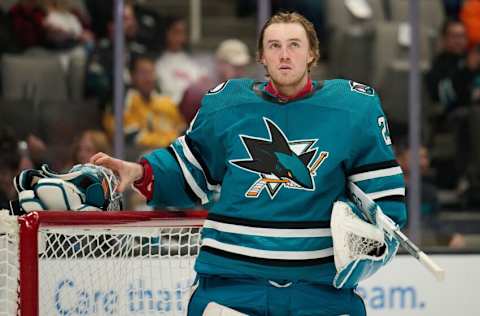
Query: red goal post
1 210 207 316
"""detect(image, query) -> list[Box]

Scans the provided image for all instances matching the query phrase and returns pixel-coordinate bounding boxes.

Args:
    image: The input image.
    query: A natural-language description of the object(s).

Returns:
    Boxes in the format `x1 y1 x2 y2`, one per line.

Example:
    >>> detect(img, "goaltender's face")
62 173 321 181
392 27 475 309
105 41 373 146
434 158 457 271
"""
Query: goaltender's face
261 23 314 93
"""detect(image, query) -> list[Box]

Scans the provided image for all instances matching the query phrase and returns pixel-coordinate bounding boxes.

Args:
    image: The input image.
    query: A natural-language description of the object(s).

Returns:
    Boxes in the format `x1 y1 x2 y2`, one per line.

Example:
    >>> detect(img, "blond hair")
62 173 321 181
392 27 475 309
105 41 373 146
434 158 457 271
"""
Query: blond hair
257 11 320 70
72 130 111 164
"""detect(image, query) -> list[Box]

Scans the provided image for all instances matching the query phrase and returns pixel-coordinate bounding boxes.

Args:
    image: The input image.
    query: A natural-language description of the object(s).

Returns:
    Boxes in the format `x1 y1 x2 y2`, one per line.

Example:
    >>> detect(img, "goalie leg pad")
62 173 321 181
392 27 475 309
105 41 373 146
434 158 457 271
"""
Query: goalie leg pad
331 201 399 289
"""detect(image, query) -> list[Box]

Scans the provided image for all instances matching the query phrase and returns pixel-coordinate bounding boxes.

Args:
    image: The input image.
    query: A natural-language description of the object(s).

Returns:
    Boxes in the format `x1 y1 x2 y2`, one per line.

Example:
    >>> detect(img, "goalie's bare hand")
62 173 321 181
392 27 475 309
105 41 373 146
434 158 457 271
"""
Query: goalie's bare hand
89 152 143 192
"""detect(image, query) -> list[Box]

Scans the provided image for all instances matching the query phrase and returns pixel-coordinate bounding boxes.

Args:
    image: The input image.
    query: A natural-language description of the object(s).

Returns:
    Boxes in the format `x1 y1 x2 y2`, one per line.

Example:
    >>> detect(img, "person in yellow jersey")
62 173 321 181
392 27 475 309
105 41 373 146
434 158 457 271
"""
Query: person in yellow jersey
104 55 185 148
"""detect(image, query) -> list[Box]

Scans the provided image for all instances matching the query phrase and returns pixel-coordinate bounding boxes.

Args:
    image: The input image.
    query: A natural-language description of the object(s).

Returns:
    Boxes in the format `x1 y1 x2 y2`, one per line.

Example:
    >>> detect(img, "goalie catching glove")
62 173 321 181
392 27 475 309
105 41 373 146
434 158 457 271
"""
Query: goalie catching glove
331 201 398 289
14 163 122 212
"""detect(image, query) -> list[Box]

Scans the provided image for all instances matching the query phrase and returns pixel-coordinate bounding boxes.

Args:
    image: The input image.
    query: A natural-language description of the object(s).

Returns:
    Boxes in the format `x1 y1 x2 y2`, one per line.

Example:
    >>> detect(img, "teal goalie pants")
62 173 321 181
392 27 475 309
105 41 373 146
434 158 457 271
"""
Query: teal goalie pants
187 275 366 316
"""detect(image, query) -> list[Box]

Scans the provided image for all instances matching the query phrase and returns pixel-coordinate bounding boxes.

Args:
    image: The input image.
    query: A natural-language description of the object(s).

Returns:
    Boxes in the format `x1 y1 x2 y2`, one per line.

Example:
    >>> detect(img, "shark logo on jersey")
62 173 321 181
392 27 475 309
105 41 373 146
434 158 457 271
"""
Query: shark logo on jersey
230 118 329 199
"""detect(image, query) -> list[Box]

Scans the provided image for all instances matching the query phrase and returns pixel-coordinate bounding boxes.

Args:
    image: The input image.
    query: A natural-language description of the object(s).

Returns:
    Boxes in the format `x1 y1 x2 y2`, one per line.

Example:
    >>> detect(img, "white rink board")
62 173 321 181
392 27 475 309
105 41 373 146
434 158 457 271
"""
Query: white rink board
359 255 478 316
38 255 478 316
39 258 196 316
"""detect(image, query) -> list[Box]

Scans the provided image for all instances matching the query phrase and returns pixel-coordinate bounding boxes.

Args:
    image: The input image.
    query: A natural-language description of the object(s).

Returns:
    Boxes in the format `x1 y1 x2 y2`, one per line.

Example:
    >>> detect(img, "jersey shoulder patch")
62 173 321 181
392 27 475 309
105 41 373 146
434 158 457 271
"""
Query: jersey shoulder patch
349 80 375 96
201 78 255 113
207 80 229 95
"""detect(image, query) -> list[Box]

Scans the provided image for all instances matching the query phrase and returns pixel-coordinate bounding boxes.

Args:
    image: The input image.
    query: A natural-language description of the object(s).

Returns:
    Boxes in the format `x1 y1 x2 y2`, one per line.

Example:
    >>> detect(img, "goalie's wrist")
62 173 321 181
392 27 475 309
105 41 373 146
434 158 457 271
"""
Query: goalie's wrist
131 162 145 182
132 159 154 200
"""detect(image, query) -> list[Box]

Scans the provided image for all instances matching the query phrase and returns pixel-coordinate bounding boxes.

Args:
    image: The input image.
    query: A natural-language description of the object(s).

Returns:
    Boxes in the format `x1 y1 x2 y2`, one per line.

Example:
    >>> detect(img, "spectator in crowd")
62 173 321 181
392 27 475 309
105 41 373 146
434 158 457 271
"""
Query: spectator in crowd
130 1 166 53
86 2 150 107
104 56 185 149
41 0 94 51
395 139 478 248
155 16 206 104
460 0 480 48
71 130 111 167
426 19 475 112
426 20 480 182
8 0 92 84
8 0 92 53
448 233 468 248
396 138 480 249
395 141 444 245
0 127 32 210
26 134 49 169
37 0 95 78
179 39 251 124
396 142 440 223
84 0 164 52
8 0 47 51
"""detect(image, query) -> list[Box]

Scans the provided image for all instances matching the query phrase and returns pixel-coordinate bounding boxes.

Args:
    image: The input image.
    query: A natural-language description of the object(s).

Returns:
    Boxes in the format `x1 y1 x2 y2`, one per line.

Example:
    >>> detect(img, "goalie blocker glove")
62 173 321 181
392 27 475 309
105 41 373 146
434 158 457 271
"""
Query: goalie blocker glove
330 201 399 289
14 163 122 212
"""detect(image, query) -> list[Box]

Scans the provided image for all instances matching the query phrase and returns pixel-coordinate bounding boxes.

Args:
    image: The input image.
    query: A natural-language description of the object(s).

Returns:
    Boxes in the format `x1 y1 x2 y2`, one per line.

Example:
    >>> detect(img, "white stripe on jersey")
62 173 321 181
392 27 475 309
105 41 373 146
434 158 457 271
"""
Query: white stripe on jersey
367 188 405 200
348 166 403 182
203 220 331 238
202 238 333 260
170 145 209 204
178 136 221 192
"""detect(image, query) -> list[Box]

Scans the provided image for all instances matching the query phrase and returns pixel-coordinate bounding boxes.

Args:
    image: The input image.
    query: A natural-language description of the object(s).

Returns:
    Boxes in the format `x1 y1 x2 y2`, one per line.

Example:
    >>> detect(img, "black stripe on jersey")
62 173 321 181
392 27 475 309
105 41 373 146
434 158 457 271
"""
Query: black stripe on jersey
166 146 202 204
347 160 399 176
207 213 330 229
184 135 220 186
374 195 406 203
202 246 334 267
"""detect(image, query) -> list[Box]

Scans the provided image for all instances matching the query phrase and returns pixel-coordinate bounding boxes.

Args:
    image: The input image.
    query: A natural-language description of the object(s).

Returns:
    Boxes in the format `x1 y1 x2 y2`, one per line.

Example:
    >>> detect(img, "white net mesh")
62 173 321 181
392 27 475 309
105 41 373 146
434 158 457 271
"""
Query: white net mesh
37 224 201 316
0 211 19 316
342 204 384 261
346 232 384 260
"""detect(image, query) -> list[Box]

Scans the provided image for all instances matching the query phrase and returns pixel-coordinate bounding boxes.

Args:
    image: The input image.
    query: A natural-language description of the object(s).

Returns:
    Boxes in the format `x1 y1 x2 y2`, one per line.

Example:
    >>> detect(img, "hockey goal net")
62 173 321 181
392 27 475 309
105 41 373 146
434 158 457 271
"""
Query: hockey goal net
0 210 206 316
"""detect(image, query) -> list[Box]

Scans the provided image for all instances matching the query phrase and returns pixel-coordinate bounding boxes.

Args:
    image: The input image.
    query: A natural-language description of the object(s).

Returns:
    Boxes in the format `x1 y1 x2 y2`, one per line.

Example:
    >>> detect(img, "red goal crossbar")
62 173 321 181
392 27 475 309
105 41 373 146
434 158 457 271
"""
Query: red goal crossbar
17 210 207 316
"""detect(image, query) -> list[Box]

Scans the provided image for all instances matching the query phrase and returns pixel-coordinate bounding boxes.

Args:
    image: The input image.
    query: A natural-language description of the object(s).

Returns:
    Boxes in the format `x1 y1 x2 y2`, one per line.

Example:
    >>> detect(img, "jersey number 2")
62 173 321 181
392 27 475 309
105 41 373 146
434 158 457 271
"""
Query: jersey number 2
378 116 392 145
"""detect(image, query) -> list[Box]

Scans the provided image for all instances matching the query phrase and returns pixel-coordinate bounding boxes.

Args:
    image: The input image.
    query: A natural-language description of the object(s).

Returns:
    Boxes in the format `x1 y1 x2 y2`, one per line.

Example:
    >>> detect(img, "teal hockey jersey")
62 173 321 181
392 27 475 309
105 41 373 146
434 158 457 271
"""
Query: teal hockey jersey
142 78 407 285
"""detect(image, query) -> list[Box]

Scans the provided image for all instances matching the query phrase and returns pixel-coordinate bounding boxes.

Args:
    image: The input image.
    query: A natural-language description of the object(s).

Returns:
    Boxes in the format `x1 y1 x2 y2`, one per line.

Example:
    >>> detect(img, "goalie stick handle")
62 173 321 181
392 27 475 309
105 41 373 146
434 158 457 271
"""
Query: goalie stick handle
418 251 446 281
348 182 445 281
376 214 445 281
